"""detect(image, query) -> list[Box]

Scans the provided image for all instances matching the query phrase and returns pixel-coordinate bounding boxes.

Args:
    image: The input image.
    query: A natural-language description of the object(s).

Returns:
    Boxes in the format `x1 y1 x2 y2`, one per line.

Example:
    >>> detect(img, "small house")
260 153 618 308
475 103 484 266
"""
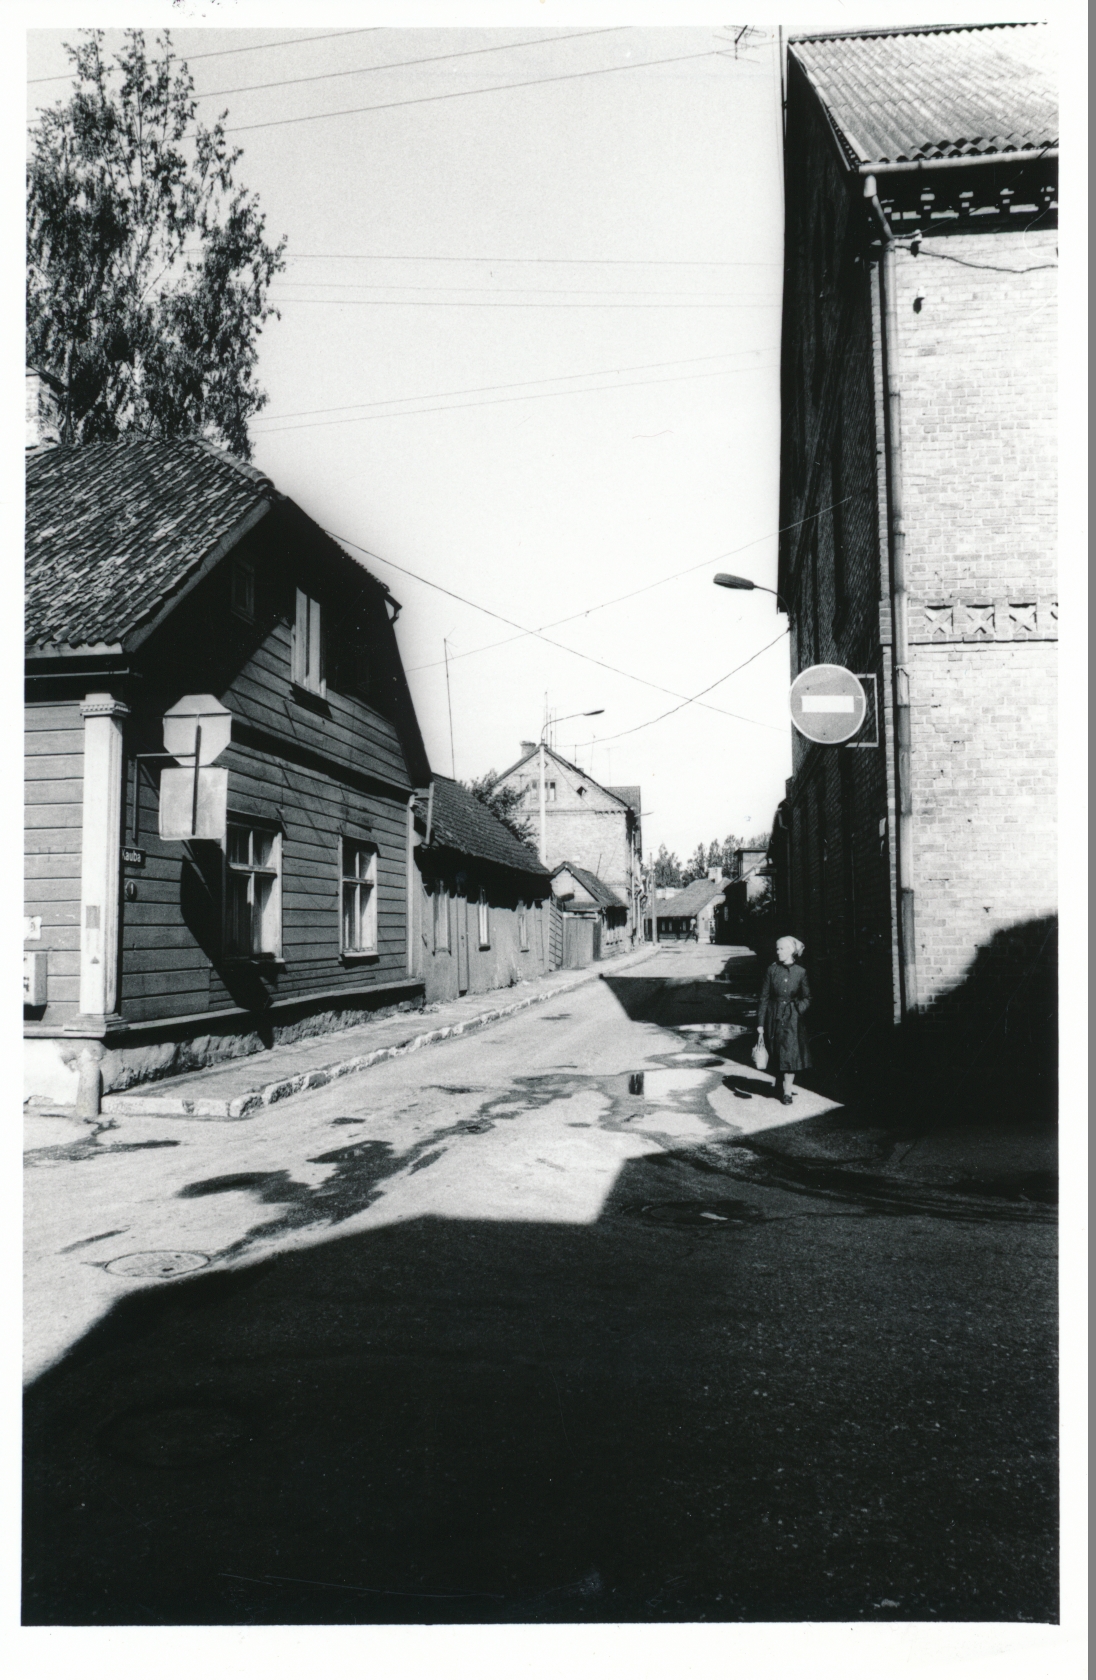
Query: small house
653 876 732 943
412 776 552 1004
550 862 628 968
25 437 430 1110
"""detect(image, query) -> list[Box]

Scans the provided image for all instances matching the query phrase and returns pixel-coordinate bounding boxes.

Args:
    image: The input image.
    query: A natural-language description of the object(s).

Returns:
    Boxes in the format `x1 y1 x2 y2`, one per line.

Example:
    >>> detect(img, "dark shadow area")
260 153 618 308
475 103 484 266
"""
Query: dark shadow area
24 1145 1057 1627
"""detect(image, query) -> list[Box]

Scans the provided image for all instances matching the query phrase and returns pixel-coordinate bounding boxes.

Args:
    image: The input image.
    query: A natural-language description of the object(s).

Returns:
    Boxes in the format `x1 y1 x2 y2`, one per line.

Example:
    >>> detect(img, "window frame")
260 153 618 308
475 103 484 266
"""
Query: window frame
476 887 490 950
224 820 282 960
231 557 256 622
340 836 378 957
292 587 326 696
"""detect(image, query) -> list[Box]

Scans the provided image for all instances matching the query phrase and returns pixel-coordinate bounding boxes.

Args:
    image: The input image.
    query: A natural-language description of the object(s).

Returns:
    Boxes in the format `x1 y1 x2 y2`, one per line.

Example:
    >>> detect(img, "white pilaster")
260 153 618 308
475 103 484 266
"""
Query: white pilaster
75 694 129 1024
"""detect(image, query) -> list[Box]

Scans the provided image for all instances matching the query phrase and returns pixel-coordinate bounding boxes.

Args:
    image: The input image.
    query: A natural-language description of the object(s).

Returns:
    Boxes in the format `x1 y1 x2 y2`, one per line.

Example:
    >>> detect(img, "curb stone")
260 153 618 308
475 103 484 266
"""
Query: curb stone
100 949 656 1120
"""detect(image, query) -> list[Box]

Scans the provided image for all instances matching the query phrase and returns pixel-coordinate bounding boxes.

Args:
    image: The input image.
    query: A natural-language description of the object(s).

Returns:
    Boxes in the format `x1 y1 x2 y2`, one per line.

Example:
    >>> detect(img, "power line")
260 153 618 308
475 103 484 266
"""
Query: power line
197 27 628 101
325 528 785 731
222 48 728 136
28 29 381 84
407 497 850 675
592 629 790 745
252 347 772 425
283 252 783 268
253 360 778 436
270 295 781 309
269 278 774 297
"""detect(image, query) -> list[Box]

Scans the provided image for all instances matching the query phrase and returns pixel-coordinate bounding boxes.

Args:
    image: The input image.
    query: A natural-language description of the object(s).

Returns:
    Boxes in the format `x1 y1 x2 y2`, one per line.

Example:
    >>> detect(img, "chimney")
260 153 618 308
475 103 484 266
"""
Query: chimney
520 740 536 757
26 367 62 451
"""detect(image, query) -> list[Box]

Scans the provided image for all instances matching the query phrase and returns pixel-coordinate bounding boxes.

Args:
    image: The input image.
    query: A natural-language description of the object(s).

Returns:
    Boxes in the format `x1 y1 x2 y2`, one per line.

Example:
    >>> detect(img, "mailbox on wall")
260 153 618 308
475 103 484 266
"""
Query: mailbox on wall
24 951 48 1007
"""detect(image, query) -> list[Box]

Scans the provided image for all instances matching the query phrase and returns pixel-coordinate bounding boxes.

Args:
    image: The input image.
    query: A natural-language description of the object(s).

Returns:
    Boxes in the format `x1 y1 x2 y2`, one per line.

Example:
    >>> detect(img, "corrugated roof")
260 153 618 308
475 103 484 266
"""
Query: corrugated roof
551 861 624 910
417 776 548 878
790 23 1057 168
654 877 730 919
25 438 276 651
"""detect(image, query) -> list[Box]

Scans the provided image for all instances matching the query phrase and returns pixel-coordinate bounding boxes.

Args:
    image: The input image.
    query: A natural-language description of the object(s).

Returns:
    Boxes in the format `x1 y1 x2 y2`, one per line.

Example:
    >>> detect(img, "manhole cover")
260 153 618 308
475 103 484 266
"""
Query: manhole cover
99 1402 251 1467
623 1199 768 1228
105 1249 210 1279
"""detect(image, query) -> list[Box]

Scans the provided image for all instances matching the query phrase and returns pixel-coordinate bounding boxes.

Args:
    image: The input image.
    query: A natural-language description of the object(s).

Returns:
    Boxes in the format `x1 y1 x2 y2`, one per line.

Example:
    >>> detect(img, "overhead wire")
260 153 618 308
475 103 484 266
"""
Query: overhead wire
251 346 774 426
252 359 778 436
196 27 629 101
282 252 783 267
591 629 790 745
324 528 785 732
28 29 382 83
222 48 732 136
406 497 850 674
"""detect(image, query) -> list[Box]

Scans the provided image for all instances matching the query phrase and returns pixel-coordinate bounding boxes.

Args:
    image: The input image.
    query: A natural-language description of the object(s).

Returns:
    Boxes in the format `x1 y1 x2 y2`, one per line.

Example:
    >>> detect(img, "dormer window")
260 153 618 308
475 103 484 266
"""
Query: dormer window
292 589 325 695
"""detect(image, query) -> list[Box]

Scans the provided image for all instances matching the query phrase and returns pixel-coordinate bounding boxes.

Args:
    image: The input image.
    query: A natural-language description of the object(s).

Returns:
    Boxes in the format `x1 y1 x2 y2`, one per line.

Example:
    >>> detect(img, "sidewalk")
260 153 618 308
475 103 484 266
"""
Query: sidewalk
83 945 659 1122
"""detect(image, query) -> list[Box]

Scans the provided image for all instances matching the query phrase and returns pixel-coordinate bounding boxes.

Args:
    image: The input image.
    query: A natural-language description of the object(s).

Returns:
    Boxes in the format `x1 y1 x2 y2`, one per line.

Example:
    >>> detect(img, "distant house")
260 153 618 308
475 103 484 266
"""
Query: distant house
25 435 430 1110
652 875 732 944
411 776 552 1004
550 861 628 968
493 745 642 943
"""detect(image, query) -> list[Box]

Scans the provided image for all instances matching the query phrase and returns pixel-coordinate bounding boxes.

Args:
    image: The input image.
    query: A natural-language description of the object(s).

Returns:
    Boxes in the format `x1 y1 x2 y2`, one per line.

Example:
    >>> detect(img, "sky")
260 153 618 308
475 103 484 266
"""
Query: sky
26 19 791 862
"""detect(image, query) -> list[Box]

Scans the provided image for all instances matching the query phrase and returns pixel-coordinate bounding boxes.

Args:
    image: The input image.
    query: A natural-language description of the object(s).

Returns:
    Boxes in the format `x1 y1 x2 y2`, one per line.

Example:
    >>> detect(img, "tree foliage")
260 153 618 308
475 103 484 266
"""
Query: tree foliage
652 845 682 888
27 30 285 458
467 773 538 848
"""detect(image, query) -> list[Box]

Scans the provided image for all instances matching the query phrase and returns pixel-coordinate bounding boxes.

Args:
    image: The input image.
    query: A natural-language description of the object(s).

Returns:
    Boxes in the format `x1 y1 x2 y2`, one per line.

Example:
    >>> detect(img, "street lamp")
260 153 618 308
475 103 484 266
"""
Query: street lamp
537 709 604 865
713 573 788 612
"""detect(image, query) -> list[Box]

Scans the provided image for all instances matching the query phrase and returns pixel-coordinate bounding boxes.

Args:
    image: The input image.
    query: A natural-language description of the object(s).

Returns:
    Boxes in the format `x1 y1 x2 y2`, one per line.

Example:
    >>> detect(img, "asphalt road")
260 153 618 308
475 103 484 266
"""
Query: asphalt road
23 947 1057 1625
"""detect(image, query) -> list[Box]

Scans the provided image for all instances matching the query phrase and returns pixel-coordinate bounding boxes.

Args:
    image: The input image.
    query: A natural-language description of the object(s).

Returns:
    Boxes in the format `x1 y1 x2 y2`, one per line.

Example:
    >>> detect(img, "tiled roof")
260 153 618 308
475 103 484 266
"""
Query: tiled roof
417 776 548 878
551 861 624 910
790 23 1057 168
654 877 730 919
605 784 642 817
26 438 277 651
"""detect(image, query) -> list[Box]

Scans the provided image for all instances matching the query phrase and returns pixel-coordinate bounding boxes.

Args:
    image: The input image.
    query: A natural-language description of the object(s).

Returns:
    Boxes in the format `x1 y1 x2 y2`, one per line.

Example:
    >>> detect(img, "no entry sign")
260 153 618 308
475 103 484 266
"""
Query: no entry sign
790 664 867 745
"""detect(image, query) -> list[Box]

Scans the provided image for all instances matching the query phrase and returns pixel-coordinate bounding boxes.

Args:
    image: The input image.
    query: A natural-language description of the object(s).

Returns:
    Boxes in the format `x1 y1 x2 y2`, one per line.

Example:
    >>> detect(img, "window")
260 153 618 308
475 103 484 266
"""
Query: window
231 558 256 620
225 824 281 957
477 889 490 949
518 904 529 952
432 886 450 953
546 781 557 802
293 588 325 694
341 839 377 954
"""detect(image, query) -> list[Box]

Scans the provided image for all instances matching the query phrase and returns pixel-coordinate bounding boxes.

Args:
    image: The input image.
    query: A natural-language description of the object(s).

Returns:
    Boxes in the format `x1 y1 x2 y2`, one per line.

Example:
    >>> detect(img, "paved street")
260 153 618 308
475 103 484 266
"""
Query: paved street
23 946 1056 1625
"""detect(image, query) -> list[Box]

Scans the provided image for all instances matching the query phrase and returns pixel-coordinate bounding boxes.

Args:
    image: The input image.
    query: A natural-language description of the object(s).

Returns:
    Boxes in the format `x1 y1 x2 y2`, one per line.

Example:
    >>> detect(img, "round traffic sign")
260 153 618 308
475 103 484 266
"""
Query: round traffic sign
789 664 867 745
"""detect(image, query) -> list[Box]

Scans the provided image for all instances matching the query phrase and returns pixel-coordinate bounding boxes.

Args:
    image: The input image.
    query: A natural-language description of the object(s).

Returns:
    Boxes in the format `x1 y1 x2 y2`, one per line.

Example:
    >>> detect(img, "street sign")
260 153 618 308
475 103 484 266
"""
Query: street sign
789 664 868 745
163 694 232 765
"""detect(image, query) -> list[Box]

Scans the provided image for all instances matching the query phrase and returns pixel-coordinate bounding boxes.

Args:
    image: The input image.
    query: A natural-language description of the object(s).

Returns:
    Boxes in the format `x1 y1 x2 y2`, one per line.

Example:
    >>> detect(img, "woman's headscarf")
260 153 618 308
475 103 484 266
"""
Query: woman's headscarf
777 935 805 959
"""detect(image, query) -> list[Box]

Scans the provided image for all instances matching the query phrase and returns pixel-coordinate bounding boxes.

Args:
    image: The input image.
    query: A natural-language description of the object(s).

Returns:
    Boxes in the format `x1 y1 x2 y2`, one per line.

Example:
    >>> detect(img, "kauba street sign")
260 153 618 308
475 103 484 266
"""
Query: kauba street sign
789 664 868 745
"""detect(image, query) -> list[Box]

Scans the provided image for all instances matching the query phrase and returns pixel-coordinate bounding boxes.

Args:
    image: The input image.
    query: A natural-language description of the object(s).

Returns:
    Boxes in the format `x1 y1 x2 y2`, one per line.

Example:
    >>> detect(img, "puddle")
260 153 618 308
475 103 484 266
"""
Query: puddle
60 1228 129 1254
104 1250 210 1279
25 1138 181 1168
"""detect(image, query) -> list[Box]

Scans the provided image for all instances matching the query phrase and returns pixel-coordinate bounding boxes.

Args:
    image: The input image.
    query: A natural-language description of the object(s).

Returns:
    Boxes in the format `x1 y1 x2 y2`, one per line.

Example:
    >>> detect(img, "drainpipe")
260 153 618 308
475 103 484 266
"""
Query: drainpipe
865 174 918 1018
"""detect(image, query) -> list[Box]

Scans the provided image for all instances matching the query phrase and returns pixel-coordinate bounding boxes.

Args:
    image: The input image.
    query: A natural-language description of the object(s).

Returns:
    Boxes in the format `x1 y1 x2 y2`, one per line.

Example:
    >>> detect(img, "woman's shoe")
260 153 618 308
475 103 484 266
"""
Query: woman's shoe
781 1093 793 1105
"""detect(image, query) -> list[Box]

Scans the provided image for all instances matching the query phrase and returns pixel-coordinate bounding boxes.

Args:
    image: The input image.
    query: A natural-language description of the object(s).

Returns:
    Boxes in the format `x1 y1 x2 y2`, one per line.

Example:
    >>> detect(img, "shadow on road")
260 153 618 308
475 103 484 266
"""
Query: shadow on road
24 1142 1057 1627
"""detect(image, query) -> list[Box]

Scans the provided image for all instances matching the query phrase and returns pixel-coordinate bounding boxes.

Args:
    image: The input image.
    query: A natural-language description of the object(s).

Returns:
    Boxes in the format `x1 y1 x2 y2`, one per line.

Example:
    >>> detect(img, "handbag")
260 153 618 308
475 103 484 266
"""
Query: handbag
751 1037 769 1071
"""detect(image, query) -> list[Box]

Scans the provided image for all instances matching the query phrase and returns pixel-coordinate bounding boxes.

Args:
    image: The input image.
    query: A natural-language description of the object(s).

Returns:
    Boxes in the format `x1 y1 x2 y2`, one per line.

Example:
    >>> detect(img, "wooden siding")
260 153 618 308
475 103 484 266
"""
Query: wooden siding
24 701 84 1025
113 526 416 1027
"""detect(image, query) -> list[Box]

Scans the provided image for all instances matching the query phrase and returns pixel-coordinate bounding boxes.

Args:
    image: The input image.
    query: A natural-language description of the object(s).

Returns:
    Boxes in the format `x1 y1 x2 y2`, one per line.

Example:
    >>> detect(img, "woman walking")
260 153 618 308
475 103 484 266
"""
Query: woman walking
757 936 812 1104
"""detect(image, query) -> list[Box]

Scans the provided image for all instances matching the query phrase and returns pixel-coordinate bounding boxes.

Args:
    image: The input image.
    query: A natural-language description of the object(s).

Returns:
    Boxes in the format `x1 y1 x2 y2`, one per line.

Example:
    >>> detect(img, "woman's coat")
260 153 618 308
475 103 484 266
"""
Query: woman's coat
758 961 812 1071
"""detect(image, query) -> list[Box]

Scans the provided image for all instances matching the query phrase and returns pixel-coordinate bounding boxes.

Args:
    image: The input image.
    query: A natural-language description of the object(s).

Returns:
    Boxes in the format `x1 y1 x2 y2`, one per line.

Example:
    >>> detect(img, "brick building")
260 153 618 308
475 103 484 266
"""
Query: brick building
773 23 1057 1082
493 745 642 943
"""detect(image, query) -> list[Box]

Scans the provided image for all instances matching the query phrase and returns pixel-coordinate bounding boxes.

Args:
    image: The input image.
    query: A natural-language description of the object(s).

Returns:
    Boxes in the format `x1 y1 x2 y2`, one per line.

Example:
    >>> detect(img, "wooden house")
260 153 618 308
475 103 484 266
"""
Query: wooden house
652 876 732 944
25 438 430 1111
549 862 628 968
411 775 552 1004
